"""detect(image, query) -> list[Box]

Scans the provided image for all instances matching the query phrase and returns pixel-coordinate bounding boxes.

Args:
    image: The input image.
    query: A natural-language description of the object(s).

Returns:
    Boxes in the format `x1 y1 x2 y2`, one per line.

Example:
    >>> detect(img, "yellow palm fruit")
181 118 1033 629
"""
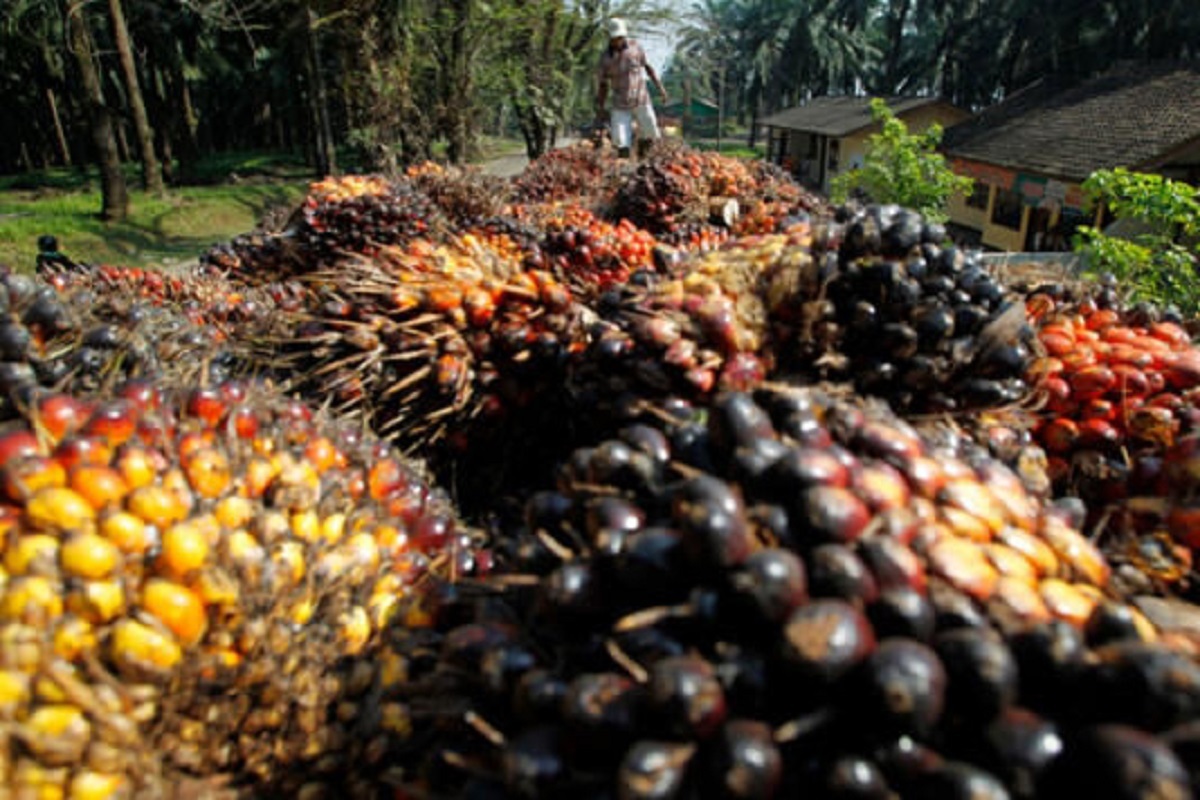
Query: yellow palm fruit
321 512 347 545
5 534 60 576
67 580 126 625
2 576 64 624
214 495 255 529
140 578 207 647
109 619 182 675
0 623 41 671
274 541 306 585
290 509 321 543
20 705 91 767
157 520 210 578
338 605 371 656
60 534 121 580
290 597 316 626
24 487 96 533
52 616 98 662
98 511 151 556
125 485 187 530
0 669 31 718
12 758 68 800
225 529 266 568
67 770 125 800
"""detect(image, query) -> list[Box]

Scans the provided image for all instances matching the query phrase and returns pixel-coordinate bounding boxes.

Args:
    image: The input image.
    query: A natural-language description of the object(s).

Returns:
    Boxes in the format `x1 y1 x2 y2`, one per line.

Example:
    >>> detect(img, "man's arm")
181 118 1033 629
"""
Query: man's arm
644 61 668 104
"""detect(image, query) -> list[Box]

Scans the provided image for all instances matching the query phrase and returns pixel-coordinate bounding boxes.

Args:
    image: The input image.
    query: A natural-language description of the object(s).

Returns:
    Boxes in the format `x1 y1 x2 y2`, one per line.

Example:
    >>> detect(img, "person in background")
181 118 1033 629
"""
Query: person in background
595 17 669 160
35 234 77 277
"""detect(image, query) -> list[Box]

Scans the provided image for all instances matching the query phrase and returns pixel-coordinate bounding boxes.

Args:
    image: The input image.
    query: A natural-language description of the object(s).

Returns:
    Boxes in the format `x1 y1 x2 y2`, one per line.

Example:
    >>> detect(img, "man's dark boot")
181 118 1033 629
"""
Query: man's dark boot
637 139 652 159
617 146 631 159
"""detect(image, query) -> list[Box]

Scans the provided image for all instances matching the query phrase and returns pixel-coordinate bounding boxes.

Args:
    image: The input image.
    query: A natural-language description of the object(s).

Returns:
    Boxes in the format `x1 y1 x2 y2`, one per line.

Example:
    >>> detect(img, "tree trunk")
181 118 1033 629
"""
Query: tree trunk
443 0 471 163
107 0 163 194
304 3 337 176
46 87 72 166
67 1 128 221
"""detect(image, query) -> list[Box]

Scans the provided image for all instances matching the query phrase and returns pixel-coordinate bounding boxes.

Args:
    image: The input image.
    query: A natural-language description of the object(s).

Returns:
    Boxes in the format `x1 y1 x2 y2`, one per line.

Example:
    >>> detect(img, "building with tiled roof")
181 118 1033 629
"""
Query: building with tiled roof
760 96 969 194
942 61 1200 251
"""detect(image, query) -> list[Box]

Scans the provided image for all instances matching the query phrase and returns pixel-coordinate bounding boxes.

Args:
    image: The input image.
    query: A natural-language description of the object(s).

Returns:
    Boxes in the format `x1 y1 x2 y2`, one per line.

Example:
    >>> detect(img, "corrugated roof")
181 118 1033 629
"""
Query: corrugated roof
942 61 1200 182
759 96 944 136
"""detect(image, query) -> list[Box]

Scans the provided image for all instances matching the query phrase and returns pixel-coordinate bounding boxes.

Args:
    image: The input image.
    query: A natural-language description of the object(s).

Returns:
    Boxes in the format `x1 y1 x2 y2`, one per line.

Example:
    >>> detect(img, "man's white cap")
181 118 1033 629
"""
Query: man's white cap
608 17 629 39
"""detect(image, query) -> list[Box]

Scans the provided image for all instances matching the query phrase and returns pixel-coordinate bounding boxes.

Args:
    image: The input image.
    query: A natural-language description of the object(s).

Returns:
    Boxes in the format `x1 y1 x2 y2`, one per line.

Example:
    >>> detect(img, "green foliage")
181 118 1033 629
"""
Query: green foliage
1073 168 1200 316
0 180 306 272
830 98 972 223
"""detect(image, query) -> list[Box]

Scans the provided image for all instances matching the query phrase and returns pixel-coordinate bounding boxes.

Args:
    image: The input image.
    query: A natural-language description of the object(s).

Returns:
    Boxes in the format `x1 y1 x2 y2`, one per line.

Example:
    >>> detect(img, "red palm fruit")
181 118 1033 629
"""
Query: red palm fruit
1077 419 1121 451
1041 376 1073 414
798 486 872 544
1162 351 1200 390
81 400 139 447
35 394 93 443
116 379 163 413
855 420 924 466
1071 366 1117 401
185 387 228 427
54 435 114 472
1110 364 1150 399
1106 345 1155 370
1081 398 1117 423
1148 321 1190 347
1086 309 1122 331
1040 419 1079 455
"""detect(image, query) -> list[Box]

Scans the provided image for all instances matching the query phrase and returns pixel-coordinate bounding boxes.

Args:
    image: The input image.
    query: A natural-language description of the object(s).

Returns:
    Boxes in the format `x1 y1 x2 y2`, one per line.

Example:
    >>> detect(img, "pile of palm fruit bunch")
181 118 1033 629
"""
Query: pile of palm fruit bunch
0 376 487 796
610 142 823 249
512 143 626 203
5 138 1200 798
375 386 1200 799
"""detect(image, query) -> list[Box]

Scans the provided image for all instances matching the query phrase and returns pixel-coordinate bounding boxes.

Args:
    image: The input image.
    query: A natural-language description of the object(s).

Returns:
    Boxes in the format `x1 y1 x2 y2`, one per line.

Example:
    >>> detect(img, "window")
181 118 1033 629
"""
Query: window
828 139 840 172
990 187 1023 230
965 182 990 211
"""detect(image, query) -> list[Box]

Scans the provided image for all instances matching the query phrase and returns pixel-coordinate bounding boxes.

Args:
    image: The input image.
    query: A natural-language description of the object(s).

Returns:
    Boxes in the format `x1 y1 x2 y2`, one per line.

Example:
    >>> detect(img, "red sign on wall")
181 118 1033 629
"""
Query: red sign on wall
951 158 1016 190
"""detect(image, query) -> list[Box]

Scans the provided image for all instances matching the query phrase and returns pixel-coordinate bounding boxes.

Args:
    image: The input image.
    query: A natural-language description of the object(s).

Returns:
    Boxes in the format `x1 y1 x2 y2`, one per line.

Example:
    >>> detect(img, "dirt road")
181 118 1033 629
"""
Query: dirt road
481 137 578 178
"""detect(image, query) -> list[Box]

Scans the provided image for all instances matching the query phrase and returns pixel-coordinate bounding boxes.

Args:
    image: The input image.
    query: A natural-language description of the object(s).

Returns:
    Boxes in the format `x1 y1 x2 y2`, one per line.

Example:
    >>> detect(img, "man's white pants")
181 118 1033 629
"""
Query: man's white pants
610 104 661 149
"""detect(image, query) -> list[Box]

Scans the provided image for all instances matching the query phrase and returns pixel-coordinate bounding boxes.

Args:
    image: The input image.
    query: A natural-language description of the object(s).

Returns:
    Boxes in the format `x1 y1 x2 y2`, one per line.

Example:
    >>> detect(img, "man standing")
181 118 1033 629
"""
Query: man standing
596 17 669 160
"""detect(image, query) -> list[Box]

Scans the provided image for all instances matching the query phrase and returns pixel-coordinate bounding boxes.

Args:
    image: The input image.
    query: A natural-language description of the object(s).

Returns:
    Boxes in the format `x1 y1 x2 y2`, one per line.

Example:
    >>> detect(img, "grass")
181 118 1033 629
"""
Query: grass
0 152 312 272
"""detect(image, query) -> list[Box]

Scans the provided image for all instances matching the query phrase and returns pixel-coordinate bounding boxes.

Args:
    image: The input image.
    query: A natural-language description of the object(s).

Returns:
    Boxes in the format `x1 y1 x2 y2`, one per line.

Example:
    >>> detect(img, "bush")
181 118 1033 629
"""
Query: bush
1073 168 1200 316
830 98 972 223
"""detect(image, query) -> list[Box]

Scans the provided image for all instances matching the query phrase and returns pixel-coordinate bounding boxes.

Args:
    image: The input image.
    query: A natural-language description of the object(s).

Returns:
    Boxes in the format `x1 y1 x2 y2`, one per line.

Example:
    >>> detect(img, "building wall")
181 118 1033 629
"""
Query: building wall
946 157 1102 251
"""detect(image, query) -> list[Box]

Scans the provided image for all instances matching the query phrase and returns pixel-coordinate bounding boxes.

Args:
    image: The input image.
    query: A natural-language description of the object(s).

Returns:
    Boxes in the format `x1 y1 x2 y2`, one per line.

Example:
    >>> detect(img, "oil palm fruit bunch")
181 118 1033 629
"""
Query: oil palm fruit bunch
538 208 658 294
783 204 1037 413
1 269 79 418
514 143 623 203
0 376 482 796
257 238 587 470
386 387 1199 799
564 232 800 420
405 161 512 226
1026 284 1200 499
611 144 824 239
203 175 451 283
1 268 249 423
